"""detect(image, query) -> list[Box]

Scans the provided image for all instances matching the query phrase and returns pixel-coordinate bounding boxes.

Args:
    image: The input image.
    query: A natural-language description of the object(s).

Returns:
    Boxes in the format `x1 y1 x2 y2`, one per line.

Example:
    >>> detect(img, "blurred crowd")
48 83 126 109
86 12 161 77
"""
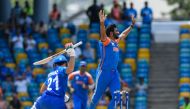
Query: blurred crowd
87 0 153 27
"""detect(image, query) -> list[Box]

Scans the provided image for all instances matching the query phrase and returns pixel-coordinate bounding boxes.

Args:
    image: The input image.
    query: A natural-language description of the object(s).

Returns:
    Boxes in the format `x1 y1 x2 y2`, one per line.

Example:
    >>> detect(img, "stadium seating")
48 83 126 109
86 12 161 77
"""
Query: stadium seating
0 16 153 108
120 64 133 87
178 24 190 108
135 24 151 109
124 28 138 72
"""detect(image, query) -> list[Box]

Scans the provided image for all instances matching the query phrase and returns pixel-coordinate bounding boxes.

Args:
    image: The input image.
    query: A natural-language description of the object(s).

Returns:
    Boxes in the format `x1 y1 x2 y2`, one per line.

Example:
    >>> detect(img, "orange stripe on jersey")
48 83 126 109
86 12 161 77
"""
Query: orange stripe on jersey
102 37 111 46
68 71 79 80
85 72 94 85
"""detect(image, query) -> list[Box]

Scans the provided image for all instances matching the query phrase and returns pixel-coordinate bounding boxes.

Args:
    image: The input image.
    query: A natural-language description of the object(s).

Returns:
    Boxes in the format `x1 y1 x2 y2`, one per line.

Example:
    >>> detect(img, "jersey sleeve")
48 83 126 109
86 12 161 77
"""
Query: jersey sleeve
68 73 75 80
150 8 153 15
101 37 111 46
140 9 144 16
68 71 78 80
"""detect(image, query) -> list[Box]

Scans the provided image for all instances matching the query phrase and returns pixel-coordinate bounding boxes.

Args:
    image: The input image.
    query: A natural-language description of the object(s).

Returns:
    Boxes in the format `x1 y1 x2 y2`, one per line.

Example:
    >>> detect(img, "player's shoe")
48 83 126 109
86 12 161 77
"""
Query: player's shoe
64 94 70 103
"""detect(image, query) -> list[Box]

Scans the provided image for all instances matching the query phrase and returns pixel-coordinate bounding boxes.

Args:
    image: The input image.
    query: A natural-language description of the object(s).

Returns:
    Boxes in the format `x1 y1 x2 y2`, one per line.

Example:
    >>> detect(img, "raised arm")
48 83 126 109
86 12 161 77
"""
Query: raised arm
65 43 75 74
119 16 136 40
99 10 107 42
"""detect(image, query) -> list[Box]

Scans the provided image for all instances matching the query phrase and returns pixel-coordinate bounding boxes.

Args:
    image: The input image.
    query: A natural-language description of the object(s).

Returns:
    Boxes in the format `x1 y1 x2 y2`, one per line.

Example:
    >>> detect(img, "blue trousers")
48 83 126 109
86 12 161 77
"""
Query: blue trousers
32 94 66 109
89 69 121 109
73 94 87 109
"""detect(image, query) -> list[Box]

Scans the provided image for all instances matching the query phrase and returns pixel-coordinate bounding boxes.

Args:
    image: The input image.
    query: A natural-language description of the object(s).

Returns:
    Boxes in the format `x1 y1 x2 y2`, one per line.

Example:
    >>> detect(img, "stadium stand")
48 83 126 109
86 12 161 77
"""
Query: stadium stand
135 24 151 109
0 1 154 109
179 24 190 109
0 22 153 109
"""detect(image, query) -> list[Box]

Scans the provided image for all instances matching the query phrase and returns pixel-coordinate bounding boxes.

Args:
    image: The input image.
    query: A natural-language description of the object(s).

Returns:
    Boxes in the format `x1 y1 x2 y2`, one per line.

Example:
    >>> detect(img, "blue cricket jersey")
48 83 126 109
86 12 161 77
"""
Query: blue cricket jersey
141 7 153 23
99 37 120 70
44 66 68 97
69 71 93 100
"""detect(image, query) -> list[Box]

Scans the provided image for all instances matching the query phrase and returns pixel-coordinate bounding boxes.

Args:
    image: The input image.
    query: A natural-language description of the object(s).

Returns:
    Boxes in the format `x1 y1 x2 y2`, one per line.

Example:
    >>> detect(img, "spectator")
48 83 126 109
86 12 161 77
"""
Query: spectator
11 29 24 50
128 2 137 21
24 66 33 82
83 42 95 60
1 75 15 94
100 3 104 11
68 61 94 109
50 3 61 22
26 22 35 35
23 1 33 16
35 21 47 35
86 0 100 27
122 1 127 14
111 0 122 21
25 34 36 51
122 1 130 21
183 97 190 109
52 14 63 29
141 1 153 25
19 12 32 26
11 1 22 20
136 77 147 93
10 93 21 109
14 74 29 93
0 87 7 109
9 11 17 25
0 62 13 81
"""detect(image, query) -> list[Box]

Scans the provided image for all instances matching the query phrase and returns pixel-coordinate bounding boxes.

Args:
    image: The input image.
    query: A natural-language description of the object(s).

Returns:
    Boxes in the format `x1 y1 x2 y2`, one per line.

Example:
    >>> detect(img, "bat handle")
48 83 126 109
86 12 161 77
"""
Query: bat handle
73 41 83 48
52 41 83 58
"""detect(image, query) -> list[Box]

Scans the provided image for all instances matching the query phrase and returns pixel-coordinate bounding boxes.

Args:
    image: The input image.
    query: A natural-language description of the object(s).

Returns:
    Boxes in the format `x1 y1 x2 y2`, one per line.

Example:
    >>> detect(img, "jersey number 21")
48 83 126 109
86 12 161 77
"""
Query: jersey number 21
47 75 59 91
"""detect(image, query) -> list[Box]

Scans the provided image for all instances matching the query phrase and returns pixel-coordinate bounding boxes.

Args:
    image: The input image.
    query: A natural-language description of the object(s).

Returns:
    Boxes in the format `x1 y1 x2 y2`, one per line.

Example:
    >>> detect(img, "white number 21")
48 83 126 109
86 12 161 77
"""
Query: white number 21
47 76 59 91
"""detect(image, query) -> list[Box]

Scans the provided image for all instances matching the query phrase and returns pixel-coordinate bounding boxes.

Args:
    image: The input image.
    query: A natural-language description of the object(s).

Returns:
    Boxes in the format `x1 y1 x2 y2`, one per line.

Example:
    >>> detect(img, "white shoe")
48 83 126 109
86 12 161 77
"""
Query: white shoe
64 94 70 103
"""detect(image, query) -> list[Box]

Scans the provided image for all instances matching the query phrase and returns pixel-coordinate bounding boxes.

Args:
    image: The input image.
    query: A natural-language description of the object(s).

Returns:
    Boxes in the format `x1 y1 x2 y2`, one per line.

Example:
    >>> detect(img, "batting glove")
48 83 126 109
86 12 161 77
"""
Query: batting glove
65 43 75 57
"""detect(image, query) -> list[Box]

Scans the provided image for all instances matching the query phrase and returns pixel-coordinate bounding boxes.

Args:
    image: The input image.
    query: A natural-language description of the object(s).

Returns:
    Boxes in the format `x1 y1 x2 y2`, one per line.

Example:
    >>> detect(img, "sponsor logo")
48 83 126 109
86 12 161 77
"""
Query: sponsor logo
113 47 119 52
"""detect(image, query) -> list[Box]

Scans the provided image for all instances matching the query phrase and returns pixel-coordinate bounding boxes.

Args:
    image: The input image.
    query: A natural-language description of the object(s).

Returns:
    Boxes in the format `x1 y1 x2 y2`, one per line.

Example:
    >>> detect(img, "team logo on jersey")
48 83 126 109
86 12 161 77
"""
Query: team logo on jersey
75 76 79 80
113 47 119 52
111 42 115 46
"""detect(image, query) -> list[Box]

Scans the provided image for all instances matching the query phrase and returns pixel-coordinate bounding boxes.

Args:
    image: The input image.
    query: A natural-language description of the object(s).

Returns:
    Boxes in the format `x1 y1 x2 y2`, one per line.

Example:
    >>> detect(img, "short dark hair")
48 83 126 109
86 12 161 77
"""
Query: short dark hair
106 24 117 37
145 1 148 6
53 61 67 68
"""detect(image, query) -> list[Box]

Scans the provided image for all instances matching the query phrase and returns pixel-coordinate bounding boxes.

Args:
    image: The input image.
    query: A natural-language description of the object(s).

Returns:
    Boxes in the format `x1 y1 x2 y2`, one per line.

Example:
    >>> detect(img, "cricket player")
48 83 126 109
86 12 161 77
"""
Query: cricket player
68 61 94 109
31 43 75 109
89 10 135 109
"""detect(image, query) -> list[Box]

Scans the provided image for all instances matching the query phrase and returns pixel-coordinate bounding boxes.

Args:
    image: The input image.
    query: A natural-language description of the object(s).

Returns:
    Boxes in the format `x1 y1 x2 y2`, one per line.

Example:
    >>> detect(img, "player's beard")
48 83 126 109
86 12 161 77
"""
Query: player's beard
114 34 119 39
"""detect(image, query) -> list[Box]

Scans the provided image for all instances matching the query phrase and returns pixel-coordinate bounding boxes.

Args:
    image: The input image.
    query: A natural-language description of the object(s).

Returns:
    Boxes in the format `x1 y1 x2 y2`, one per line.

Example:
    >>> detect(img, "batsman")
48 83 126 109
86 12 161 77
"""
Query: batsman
89 10 135 109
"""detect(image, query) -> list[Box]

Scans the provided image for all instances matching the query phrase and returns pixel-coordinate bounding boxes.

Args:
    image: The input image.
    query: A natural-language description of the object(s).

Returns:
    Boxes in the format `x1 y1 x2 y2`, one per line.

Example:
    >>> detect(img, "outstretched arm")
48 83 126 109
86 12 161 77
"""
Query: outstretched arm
99 10 107 42
119 16 136 40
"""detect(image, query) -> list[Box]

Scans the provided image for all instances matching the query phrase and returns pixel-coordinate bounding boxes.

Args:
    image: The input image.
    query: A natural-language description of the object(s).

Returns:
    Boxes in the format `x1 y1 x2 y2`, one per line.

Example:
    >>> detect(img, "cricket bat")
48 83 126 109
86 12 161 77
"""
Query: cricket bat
33 41 82 65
